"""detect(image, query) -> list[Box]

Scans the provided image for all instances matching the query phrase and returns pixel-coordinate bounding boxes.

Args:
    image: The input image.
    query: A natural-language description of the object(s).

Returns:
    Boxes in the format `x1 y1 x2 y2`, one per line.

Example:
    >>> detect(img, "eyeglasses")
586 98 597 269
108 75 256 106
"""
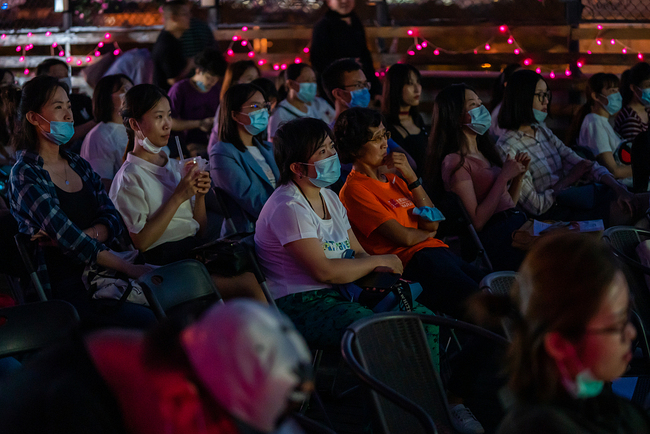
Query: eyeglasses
369 130 391 142
584 304 633 343
343 81 371 91
241 102 272 111
534 91 552 103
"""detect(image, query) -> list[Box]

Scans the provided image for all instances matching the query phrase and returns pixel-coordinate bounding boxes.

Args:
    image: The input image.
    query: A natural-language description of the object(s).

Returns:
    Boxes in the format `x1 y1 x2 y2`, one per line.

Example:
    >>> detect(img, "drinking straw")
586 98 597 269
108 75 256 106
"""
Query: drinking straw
175 136 184 162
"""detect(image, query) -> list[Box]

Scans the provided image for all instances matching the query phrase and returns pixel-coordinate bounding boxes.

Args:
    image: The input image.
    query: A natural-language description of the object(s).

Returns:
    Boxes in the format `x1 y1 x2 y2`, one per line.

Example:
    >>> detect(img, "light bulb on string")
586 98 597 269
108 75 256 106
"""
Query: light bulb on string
24 68 29 75
434 49 440 55
639 53 644 60
499 25 507 33
610 39 615 45
514 48 520 55
241 26 248 31
416 44 422 51
52 42 57 47
273 64 280 71
524 58 532 66
98 42 104 48
565 69 572 76
407 50 415 56
622 48 627 54
294 57 302 63
104 33 111 39
46 31 51 36
227 49 234 56
507 37 514 44
247 51 255 58
280 64 287 70
485 43 491 51
232 35 239 41
421 41 427 48
303 47 309 53
58 50 64 57
577 61 584 68
596 39 602 45
241 40 247 46
535 67 541 74
550 71 556 79
258 59 266 66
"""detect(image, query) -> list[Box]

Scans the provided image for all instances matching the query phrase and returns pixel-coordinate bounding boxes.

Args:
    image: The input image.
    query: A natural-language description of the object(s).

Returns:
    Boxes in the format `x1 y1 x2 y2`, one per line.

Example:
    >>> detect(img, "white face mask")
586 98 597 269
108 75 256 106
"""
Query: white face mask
135 121 164 154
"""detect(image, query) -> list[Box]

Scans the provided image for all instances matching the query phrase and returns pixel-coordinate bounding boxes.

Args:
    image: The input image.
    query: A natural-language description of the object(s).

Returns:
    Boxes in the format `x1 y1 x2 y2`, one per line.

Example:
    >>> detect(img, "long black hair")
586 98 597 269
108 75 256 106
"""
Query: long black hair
381 63 424 132
93 74 133 123
490 63 521 111
13 75 69 153
218 83 266 153
120 84 171 160
426 83 502 197
498 69 545 131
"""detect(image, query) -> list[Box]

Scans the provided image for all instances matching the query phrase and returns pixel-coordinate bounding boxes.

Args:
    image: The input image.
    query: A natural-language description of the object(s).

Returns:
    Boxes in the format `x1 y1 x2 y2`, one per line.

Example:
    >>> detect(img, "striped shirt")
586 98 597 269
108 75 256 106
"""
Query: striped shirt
614 106 650 141
496 126 610 216
9 149 123 294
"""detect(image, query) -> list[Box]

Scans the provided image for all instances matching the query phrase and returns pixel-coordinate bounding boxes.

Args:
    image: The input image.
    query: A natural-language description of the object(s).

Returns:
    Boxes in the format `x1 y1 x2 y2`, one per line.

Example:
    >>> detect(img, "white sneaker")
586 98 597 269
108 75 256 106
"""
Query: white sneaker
449 404 485 434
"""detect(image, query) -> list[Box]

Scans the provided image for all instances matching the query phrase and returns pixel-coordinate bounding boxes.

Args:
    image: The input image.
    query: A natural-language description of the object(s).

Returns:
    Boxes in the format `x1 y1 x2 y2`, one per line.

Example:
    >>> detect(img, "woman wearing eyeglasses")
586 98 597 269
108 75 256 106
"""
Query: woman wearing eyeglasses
491 233 650 434
496 69 637 224
336 107 483 320
209 83 279 237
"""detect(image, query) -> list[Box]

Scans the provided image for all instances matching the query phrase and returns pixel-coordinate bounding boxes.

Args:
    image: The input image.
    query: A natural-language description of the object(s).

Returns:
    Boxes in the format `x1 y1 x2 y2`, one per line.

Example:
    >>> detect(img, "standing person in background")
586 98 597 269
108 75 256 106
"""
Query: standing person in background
381 63 428 173
179 2 216 59
168 47 227 158
489 64 521 140
0 68 15 86
615 62 650 141
310 0 381 101
208 61 260 153
80 74 133 191
152 0 193 93
37 58 96 150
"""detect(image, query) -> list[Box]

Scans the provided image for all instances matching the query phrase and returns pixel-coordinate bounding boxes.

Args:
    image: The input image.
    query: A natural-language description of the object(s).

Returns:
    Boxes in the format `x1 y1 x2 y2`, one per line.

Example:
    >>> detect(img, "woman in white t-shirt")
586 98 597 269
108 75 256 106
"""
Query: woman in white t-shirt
80 74 133 191
568 73 633 186
268 63 334 141
110 84 211 265
255 117 439 353
209 83 279 236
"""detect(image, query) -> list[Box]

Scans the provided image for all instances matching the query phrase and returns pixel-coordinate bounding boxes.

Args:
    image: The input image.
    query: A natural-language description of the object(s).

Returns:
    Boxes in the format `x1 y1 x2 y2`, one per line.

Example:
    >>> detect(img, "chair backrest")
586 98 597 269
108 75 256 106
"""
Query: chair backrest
342 314 453 434
479 271 517 297
213 186 239 238
480 271 517 341
137 259 222 320
603 226 650 335
0 300 79 358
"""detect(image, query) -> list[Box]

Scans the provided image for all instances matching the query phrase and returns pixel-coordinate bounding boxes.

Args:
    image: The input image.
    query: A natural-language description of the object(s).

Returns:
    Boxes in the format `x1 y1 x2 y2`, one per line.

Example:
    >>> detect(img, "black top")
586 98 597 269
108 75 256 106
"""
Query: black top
498 386 650 434
69 93 93 127
0 334 128 434
310 9 381 96
44 181 98 285
387 123 428 176
152 30 187 92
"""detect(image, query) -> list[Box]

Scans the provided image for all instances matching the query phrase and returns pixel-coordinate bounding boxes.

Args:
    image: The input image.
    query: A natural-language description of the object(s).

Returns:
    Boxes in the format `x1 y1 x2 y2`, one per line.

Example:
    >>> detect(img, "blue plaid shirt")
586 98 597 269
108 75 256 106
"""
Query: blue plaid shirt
9 149 124 294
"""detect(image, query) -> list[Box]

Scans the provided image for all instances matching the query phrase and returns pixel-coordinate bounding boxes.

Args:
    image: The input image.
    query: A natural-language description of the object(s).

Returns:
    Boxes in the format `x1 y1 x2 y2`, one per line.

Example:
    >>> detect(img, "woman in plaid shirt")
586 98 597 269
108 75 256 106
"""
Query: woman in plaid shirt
496 70 641 225
9 75 155 327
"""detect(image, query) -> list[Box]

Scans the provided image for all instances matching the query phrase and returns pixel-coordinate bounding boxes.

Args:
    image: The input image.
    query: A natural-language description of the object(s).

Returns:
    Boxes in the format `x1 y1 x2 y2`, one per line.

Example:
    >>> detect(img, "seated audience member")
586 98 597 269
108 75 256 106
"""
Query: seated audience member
477 233 650 434
210 84 278 237
428 84 528 272
0 300 317 434
496 69 639 224
109 84 210 265
152 0 193 93
0 68 14 86
268 63 333 141
489 64 522 140
335 108 483 319
615 61 650 141
568 73 637 189
37 58 95 147
381 63 428 173
254 117 440 355
168 47 227 158
111 84 263 302
208 61 261 152
9 76 155 327
80 74 134 191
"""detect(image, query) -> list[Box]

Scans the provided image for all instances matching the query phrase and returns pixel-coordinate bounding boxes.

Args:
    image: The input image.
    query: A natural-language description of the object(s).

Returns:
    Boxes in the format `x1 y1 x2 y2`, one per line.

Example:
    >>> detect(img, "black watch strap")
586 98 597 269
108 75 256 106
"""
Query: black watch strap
408 177 422 191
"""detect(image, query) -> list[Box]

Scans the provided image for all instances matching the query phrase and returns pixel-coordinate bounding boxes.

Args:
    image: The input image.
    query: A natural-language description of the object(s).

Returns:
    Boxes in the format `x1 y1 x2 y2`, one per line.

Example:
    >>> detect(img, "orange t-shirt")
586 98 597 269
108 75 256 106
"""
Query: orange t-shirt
339 169 447 265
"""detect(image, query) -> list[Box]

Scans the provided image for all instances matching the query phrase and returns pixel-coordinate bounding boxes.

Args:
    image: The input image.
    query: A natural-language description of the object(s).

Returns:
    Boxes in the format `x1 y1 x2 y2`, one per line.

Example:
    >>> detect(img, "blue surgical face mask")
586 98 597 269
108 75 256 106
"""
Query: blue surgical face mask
599 92 622 115
465 105 491 136
349 88 371 108
637 87 650 107
239 108 269 136
533 108 548 124
302 154 341 188
36 113 74 146
195 80 207 92
297 82 317 103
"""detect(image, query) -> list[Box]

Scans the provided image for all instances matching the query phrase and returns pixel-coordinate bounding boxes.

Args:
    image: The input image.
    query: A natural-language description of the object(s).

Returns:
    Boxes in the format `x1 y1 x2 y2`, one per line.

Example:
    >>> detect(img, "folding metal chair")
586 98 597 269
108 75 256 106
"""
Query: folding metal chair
342 313 508 434
479 271 517 341
14 233 47 302
137 259 223 321
0 300 79 358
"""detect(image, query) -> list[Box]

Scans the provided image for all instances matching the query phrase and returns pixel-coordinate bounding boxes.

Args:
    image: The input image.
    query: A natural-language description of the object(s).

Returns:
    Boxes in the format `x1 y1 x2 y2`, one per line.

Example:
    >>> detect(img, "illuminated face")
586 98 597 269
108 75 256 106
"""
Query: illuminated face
532 79 550 113
326 0 355 15
137 97 172 147
401 70 422 107
356 123 390 168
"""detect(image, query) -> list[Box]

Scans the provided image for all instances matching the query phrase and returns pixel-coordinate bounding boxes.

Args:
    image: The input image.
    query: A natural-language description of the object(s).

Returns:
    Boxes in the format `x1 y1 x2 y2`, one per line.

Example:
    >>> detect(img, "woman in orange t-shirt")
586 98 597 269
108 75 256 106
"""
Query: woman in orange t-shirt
336 107 483 319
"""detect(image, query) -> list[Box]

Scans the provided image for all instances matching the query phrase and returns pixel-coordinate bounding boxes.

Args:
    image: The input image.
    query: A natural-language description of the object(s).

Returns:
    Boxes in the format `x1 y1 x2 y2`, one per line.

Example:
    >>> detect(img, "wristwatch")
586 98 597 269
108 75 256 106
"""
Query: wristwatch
408 177 422 191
